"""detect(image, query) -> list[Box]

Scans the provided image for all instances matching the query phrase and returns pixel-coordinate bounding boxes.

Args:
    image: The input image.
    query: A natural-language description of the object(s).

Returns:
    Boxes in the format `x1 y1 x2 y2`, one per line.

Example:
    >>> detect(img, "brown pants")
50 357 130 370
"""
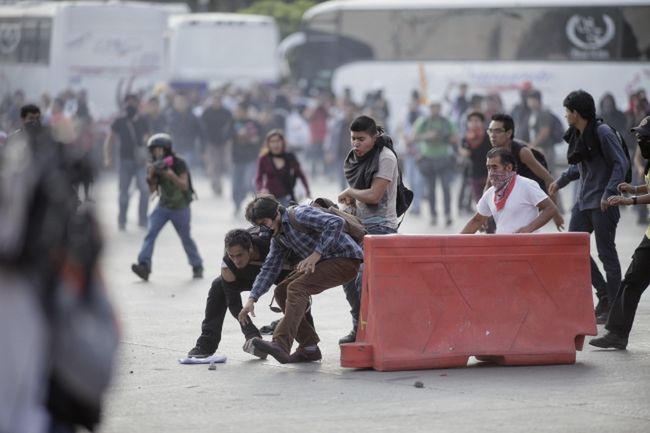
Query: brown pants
273 258 361 352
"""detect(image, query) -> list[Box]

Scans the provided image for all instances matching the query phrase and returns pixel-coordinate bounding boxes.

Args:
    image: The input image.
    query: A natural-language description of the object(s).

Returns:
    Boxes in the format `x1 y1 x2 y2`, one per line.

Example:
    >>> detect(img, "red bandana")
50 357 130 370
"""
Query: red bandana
492 172 517 211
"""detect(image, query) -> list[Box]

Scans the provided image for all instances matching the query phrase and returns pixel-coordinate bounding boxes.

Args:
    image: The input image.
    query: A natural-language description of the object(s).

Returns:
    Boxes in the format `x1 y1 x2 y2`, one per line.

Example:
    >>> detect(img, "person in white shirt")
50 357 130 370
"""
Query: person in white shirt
461 147 559 234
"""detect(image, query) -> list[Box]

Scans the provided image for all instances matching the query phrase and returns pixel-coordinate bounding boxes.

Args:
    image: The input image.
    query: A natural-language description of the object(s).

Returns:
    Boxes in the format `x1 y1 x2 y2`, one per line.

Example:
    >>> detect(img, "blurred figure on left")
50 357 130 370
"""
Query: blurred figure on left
103 93 151 231
0 104 118 432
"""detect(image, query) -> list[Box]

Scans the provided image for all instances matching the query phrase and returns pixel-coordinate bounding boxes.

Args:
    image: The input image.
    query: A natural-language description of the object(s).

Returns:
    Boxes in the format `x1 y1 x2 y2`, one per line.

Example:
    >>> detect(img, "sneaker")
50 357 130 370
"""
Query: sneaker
192 266 204 279
131 263 150 281
338 329 357 345
288 346 322 363
589 332 628 350
243 337 268 360
187 345 215 358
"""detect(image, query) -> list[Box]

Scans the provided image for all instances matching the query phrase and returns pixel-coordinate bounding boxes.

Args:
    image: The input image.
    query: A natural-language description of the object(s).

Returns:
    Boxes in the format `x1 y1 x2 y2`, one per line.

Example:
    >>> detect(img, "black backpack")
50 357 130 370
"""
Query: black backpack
375 134 414 217
511 139 549 192
549 112 566 144
598 123 633 184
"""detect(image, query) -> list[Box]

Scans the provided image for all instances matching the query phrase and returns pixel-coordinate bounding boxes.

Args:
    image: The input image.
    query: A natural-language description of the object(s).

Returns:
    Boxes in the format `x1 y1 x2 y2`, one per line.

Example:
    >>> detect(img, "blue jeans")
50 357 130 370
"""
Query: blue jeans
343 224 397 330
137 206 202 269
231 160 257 212
568 205 621 304
118 159 149 227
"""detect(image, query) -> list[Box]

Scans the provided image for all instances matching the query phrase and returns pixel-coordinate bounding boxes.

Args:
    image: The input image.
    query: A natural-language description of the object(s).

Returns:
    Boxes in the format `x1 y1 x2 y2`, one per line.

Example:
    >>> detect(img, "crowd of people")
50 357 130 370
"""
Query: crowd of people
2 78 650 432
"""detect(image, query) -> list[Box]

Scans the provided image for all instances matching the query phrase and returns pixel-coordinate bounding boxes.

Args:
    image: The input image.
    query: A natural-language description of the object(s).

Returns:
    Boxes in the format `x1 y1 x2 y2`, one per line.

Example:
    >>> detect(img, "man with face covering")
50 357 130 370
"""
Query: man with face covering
461 147 559 234
589 116 650 350
103 94 151 230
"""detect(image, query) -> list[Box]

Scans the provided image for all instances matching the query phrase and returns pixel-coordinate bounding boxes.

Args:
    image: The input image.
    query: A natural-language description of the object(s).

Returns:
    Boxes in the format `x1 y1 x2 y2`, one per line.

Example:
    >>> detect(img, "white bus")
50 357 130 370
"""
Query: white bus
166 13 280 87
281 0 650 127
0 1 188 120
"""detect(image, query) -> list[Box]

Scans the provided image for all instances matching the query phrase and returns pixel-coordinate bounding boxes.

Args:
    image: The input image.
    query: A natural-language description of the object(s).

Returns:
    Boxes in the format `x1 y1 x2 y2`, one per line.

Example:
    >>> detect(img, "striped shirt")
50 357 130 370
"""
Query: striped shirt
249 205 363 301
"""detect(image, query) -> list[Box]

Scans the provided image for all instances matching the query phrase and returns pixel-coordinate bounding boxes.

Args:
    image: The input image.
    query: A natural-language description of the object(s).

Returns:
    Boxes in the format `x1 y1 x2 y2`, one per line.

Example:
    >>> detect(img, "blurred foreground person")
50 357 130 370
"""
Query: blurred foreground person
590 116 650 350
0 105 118 432
461 148 558 234
131 133 203 281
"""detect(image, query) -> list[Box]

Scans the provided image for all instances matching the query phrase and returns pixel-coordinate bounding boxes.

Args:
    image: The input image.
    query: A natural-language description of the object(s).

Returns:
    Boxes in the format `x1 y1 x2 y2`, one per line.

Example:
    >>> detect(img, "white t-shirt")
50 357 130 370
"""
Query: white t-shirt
356 147 399 229
477 175 548 234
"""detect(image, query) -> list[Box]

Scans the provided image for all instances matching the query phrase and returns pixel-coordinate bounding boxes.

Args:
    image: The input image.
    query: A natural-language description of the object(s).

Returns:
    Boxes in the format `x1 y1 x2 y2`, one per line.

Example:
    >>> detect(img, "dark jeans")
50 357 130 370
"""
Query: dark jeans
568 205 621 304
118 159 148 227
417 156 454 219
273 258 360 352
343 225 397 330
606 235 650 339
194 277 261 351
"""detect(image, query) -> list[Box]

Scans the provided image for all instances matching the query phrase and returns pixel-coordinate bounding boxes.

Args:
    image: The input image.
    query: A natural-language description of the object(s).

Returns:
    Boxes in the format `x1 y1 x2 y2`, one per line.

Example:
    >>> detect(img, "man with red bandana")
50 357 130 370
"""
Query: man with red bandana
461 147 559 234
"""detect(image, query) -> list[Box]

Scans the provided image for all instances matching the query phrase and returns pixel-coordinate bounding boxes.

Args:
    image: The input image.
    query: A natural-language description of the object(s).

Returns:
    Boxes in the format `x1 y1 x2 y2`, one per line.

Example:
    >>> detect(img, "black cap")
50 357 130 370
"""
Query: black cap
631 116 650 136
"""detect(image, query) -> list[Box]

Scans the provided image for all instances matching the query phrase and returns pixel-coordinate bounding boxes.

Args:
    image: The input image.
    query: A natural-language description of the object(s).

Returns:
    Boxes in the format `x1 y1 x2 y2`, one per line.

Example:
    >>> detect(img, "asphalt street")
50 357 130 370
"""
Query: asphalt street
95 170 650 433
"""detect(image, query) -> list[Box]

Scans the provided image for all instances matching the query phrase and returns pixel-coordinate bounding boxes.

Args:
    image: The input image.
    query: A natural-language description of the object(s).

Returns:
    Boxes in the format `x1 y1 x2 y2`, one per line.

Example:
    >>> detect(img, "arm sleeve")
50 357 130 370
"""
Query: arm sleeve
556 164 580 189
375 150 397 182
255 157 265 191
249 239 285 301
598 125 629 201
476 190 493 217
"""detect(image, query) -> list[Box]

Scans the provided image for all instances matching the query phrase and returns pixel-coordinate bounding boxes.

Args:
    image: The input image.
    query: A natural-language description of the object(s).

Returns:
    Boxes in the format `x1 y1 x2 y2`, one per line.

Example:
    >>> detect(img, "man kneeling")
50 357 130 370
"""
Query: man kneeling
462 147 559 234
238 195 362 363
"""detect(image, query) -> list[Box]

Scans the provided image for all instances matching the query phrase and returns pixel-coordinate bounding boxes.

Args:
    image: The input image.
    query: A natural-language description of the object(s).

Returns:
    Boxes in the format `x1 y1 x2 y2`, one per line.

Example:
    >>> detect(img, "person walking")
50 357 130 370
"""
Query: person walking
549 90 629 324
255 129 311 206
103 94 150 230
590 116 650 349
131 133 203 281
337 115 400 344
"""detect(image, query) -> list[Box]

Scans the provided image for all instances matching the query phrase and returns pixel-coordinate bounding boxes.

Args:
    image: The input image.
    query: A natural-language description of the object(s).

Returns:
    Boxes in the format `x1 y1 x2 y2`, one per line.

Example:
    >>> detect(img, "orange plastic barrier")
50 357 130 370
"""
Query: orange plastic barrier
340 233 597 371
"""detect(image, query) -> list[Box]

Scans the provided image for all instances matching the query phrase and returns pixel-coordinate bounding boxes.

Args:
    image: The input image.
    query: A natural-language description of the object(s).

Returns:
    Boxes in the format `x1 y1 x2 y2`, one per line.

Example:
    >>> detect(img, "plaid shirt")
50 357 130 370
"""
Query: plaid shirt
249 205 363 301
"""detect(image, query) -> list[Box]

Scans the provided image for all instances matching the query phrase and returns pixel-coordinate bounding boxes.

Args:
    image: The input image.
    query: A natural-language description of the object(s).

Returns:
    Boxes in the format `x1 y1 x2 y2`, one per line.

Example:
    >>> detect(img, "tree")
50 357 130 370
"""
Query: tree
238 0 323 39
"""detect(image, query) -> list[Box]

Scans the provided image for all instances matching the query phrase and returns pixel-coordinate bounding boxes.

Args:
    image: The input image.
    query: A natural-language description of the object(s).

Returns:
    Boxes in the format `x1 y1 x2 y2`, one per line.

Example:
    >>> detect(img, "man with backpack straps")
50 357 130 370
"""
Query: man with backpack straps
336 115 404 344
487 113 565 231
238 195 362 364
549 90 630 325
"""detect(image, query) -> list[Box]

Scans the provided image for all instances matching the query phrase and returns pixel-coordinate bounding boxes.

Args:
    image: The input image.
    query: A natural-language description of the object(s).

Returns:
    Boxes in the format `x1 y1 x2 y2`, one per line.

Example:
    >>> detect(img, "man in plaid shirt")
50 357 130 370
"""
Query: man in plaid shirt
238 195 362 363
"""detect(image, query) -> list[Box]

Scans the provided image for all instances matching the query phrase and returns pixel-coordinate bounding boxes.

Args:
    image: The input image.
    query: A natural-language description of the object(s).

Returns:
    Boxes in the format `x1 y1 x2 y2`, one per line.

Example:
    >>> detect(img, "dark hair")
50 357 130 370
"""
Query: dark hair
245 194 280 224
224 229 253 250
491 113 515 137
487 147 517 170
563 90 596 121
20 104 41 119
350 115 380 136
466 111 485 123
124 93 139 103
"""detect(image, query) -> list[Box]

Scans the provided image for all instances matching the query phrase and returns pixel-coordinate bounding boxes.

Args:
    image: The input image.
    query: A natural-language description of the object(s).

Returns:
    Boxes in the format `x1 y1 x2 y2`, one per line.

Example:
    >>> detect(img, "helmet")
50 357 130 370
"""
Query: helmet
147 133 172 151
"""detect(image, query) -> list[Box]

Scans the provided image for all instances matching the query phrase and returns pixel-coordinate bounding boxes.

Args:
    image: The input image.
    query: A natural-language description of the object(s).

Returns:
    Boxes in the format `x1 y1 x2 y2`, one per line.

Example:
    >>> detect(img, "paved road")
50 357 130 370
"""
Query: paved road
95 171 649 433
